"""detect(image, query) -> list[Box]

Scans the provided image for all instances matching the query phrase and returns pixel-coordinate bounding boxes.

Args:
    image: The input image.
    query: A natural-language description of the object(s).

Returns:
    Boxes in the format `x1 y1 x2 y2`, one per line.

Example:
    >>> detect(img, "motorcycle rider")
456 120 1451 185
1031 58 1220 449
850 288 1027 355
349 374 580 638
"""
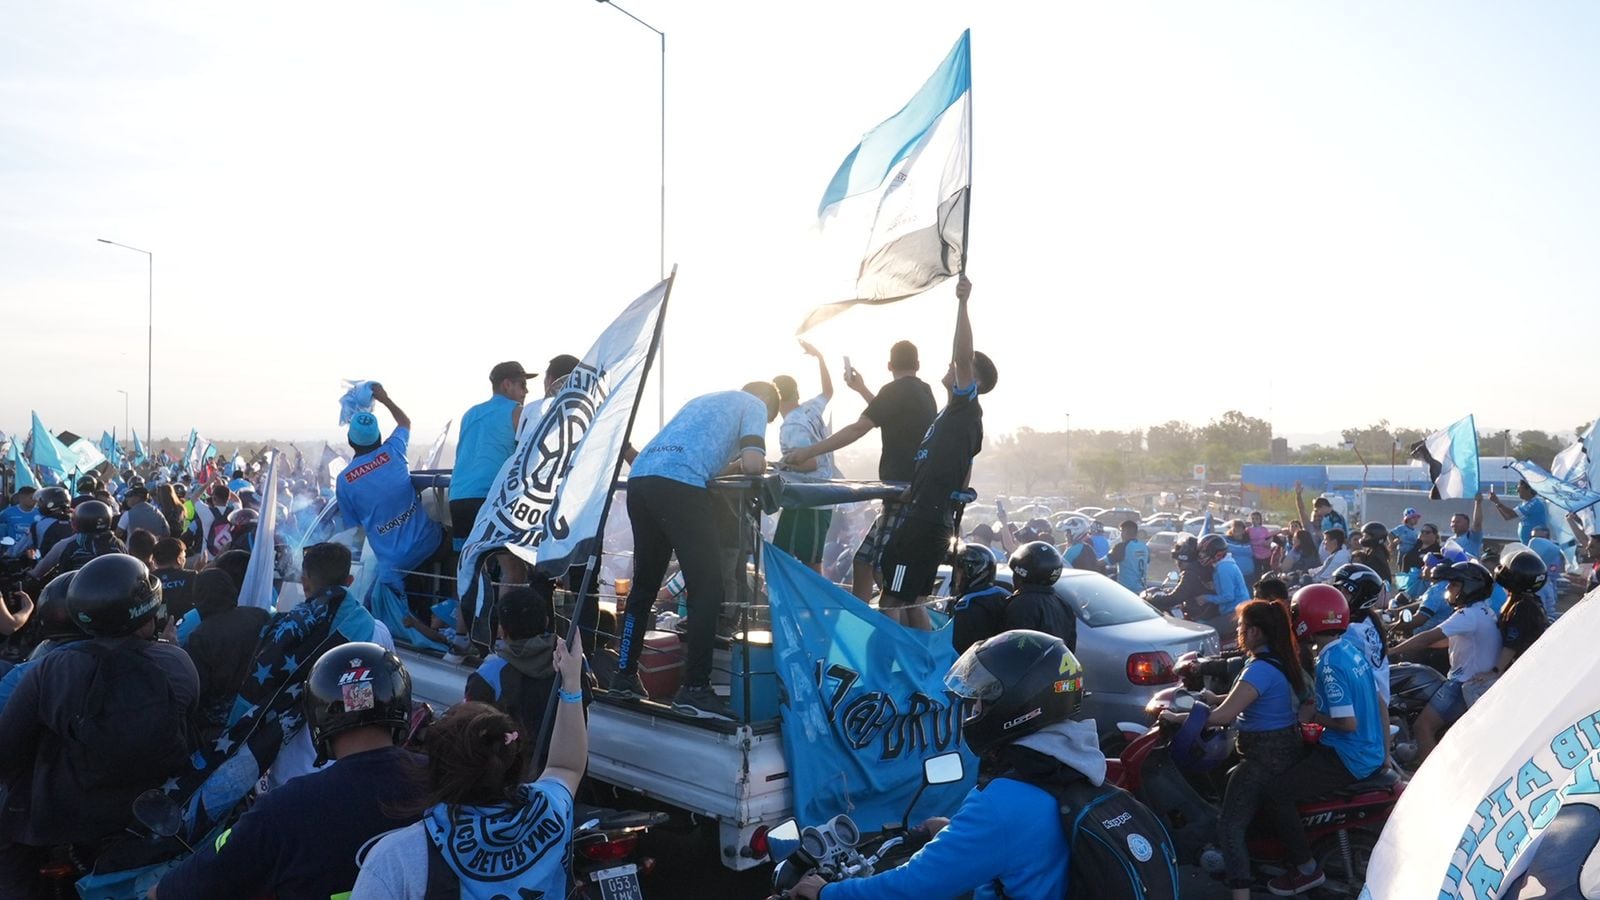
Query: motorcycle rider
1387 559 1500 763
1490 549 1549 675
1057 521 1105 574
1105 519 1149 593
1146 534 1223 624
1199 533 1251 627
27 499 125 584
1263 584 1389 896
151 643 426 899
794 630 1174 899
0 554 198 896
1329 563 1392 704
11 486 72 560
948 543 1009 653
1351 522 1393 583
1001 542 1077 651
1160 600 1306 900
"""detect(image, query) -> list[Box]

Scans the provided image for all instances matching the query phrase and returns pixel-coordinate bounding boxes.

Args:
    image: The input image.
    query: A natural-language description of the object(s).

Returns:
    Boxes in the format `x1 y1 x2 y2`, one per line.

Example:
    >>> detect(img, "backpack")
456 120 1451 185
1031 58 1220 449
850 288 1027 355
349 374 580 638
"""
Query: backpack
205 503 232 556
64 642 193 791
994 747 1178 900
62 534 124 575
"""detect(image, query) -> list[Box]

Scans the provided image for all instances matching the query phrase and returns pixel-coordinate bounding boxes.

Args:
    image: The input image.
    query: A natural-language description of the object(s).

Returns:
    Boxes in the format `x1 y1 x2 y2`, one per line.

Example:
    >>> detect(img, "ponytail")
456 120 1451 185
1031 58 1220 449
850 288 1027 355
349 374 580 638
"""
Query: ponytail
1237 599 1306 697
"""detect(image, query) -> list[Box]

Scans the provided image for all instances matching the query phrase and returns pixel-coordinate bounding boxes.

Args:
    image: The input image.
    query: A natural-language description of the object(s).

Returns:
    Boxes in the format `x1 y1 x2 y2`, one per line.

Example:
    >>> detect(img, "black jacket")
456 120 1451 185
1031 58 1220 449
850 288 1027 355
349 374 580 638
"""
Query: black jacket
0 637 198 845
187 605 271 732
1003 584 1078 651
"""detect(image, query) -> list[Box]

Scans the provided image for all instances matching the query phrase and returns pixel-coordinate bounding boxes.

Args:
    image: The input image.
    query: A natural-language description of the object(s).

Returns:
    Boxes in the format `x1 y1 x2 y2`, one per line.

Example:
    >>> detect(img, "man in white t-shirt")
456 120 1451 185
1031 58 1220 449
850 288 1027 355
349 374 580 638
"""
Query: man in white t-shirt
1388 559 1500 762
773 341 838 573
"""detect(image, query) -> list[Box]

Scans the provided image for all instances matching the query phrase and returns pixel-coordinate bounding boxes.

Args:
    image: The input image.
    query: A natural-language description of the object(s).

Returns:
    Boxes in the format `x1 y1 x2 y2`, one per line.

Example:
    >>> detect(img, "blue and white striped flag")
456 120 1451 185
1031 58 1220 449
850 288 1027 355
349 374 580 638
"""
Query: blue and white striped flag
1411 415 1480 500
800 30 972 333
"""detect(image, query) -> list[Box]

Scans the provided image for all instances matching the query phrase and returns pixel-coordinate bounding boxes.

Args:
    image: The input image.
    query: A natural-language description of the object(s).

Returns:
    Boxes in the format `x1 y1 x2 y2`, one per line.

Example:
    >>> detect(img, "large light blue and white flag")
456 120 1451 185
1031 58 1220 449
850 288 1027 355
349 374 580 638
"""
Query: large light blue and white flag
459 274 672 625
66 437 106 475
1412 415 1481 500
423 418 452 470
28 412 75 484
1510 459 1600 516
1552 418 1600 533
800 30 972 333
1361 582 1600 899
767 542 977 829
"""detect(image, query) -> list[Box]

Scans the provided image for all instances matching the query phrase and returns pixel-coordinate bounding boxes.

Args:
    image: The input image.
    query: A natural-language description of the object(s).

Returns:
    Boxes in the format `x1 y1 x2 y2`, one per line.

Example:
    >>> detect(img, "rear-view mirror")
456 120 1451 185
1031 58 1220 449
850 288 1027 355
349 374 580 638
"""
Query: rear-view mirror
1173 693 1196 712
132 789 183 838
767 819 800 844
923 751 965 786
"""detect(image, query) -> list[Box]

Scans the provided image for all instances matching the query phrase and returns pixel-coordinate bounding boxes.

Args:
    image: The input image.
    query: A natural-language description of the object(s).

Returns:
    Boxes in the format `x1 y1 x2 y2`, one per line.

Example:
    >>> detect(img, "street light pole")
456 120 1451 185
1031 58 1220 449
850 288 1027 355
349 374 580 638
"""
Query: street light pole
595 0 666 426
98 239 153 442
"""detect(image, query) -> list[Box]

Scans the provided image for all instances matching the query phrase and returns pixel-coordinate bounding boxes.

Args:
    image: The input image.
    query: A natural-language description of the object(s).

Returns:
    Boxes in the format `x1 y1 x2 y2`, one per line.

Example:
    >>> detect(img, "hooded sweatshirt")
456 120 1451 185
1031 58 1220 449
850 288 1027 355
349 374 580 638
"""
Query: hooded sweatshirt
466 636 580 771
824 720 1104 900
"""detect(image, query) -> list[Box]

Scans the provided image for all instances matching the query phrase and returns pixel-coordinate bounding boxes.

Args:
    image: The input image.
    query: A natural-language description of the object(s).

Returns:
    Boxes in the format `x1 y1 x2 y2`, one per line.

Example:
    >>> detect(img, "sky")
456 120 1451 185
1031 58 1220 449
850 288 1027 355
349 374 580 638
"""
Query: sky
4 1 1599 450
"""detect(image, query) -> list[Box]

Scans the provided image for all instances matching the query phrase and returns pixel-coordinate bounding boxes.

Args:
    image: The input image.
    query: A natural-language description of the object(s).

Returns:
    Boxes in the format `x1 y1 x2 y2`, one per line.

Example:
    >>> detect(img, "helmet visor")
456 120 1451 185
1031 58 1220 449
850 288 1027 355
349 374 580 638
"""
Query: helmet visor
945 644 1005 702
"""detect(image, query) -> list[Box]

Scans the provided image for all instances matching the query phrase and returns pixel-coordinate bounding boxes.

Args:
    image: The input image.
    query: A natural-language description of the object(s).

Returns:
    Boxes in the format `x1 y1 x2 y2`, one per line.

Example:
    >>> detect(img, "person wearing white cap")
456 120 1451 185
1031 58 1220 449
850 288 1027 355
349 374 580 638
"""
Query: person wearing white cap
1391 507 1423 561
334 384 446 618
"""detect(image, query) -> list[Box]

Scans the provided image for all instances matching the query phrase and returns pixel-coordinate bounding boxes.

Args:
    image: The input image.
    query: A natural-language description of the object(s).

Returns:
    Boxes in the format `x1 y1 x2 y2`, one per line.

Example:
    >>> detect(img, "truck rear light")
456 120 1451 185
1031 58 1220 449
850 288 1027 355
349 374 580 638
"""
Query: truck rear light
1127 651 1177 686
749 825 771 859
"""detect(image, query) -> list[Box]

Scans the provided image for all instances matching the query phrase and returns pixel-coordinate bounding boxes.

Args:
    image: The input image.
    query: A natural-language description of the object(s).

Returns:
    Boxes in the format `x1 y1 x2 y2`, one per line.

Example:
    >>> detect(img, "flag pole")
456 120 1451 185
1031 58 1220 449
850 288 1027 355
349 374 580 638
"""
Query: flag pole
531 267 677 767
959 29 972 276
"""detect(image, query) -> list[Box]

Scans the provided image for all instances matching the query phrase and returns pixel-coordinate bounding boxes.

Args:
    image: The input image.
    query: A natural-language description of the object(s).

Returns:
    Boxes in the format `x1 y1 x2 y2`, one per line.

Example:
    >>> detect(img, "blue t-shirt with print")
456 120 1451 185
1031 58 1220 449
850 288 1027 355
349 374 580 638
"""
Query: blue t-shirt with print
1314 638 1385 779
631 391 769 488
0 505 39 544
1114 539 1149 593
335 427 441 576
1514 498 1549 544
1391 523 1420 559
1236 656 1298 732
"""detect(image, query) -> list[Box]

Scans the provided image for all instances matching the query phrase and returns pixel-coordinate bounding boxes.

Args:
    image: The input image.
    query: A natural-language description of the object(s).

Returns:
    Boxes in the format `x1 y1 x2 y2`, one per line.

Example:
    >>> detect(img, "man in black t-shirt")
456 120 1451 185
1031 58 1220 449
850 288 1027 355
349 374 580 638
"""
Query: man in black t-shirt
879 274 997 629
784 340 936 601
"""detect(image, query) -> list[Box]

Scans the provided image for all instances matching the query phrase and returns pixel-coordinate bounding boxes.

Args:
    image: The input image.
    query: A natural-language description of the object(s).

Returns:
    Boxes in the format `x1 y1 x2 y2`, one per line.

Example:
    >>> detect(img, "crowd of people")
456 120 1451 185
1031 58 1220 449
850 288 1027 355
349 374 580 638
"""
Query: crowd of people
0 256 1594 897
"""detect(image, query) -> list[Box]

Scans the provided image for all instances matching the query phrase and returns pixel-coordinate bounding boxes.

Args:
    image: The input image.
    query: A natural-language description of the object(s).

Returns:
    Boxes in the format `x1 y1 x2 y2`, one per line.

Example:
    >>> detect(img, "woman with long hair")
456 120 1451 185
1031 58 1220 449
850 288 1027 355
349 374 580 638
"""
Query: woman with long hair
1162 600 1307 899
1281 529 1321 576
151 483 186 539
352 639 588 899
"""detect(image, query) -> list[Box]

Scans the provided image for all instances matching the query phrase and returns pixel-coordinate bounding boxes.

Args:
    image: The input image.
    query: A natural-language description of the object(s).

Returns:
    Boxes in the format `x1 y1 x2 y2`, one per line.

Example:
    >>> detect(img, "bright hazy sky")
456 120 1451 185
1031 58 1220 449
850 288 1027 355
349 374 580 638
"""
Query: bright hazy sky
5 1 1598 448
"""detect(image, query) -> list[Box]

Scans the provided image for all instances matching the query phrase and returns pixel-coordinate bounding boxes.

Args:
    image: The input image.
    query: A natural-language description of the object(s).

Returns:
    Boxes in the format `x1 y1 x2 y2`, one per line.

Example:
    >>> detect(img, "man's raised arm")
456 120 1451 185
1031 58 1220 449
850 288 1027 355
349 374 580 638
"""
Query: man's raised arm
952 275 974 388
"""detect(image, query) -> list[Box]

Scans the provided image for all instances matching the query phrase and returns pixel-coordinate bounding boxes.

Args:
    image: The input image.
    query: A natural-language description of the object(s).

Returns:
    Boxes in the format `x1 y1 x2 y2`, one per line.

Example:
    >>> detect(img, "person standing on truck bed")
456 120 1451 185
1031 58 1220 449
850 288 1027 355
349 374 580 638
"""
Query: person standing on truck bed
606 382 779 719
782 339 936 604
772 340 838 573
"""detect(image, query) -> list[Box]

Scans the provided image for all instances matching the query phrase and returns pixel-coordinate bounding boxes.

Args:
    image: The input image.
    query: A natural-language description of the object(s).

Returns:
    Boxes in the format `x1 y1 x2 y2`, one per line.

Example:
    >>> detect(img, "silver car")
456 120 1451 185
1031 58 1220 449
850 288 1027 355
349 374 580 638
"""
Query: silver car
942 565 1218 746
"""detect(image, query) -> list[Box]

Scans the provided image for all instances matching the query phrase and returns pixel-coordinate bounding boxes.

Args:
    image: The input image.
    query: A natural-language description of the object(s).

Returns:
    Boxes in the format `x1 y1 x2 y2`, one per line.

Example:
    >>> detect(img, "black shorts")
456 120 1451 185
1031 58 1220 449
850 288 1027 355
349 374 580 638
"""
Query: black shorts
449 498 485 547
879 516 952 602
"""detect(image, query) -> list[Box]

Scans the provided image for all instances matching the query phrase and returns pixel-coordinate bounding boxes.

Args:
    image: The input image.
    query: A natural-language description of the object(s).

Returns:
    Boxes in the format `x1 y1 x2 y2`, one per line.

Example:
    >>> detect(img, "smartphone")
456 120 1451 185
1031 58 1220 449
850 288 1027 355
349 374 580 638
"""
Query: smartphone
843 356 852 378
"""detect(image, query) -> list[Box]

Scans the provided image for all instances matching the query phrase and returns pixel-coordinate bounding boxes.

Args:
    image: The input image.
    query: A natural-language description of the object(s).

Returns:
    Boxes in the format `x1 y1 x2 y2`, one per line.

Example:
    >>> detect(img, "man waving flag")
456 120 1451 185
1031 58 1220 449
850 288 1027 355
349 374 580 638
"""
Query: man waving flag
800 29 972 333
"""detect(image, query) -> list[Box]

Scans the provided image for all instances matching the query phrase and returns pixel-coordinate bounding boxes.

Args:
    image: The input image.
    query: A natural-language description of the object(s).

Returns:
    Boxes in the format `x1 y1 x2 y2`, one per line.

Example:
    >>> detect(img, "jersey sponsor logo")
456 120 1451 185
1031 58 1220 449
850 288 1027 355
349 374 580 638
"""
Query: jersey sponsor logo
343 452 391 483
375 501 417 535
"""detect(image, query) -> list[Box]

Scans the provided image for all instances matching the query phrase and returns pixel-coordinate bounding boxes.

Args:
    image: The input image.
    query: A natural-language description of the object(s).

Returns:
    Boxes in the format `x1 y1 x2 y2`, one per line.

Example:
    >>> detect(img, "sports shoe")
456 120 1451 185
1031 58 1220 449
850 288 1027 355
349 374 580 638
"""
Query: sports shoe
672 684 734 720
605 671 650 701
1267 865 1326 896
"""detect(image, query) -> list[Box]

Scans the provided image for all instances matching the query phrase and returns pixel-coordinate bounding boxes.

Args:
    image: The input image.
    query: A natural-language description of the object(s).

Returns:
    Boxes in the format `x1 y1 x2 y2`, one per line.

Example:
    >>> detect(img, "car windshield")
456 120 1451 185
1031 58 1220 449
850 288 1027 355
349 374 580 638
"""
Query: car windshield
1055 574 1161 627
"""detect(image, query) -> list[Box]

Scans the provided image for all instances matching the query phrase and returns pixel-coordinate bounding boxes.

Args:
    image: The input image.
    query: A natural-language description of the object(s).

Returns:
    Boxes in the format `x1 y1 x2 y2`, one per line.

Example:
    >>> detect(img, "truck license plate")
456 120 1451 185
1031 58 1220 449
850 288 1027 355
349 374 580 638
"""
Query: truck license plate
594 864 642 900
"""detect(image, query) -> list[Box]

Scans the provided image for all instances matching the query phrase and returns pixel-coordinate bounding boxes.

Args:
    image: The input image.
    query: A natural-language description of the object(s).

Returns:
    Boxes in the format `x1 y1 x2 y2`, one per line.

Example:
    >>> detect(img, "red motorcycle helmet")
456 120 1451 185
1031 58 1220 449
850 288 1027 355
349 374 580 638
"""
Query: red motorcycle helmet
1291 584 1349 640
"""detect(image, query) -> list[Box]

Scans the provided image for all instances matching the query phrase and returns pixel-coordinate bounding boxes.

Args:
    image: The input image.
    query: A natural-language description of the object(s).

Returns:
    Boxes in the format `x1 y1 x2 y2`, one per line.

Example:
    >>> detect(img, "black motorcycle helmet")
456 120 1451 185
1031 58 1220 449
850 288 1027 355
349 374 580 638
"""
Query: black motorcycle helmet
72 499 115 535
1329 563 1386 611
946 630 1084 756
36 486 71 518
1359 521 1389 547
304 641 413 763
954 543 1000 594
67 553 165 637
1196 533 1229 566
1008 541 1063 588
228 507 259 532
76 474 101 495
1435 560 1495 608
1172 533 1199 567
1495 548 1548 595
34 571 87 641
127 474 146 490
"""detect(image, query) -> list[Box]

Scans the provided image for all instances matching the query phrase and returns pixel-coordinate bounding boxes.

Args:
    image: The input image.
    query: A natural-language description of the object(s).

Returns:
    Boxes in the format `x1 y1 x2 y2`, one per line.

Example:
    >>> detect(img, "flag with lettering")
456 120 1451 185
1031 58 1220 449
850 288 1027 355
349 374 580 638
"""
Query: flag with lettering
767 542 976 829
458 275 671 625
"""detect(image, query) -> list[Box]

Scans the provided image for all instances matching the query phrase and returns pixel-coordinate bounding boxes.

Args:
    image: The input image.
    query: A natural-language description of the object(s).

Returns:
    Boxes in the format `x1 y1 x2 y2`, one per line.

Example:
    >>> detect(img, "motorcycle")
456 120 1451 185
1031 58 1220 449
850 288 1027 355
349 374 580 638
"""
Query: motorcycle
766 752 965 897
570 805 670 900
1112 688 1403 894
1387 661 1445 766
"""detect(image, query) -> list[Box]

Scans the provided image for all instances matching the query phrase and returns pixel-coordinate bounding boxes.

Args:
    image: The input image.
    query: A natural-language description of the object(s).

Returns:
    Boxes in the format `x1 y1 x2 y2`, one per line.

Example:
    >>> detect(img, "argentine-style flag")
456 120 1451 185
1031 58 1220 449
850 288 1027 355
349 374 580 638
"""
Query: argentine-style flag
800 30 972 333
1411 415 1480 500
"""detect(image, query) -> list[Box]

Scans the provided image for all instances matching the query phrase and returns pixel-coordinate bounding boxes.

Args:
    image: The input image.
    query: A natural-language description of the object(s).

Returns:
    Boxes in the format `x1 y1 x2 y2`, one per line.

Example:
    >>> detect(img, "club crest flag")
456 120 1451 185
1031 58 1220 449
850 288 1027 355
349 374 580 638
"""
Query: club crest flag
766 542 976 830
1412 414 1481 500
1362 585 1600 899
800 30 971 333
458 275 672 622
